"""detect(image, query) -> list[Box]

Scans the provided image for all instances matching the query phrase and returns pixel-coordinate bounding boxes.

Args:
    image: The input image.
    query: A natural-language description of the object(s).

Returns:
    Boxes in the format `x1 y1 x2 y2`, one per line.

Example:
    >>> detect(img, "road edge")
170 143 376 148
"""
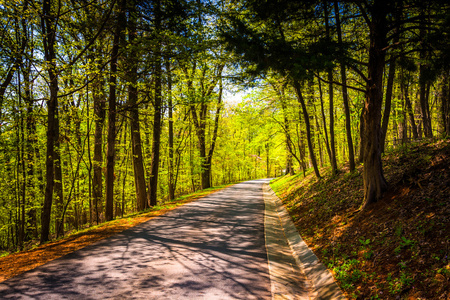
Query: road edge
263 183 346 300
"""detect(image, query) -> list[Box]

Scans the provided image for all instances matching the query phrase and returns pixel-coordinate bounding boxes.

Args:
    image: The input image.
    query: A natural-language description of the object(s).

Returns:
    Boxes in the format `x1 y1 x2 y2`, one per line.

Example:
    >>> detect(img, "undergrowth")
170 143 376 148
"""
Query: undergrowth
271 138 450 299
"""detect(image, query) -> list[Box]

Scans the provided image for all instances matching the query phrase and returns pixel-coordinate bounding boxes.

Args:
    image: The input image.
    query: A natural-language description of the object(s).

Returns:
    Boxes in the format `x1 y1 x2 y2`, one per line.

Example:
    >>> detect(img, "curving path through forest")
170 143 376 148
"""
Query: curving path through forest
0 179 343 299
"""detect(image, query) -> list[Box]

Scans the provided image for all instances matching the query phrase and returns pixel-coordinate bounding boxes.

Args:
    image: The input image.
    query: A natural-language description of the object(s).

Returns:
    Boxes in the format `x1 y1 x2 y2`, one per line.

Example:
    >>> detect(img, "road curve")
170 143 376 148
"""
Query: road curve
0 179 273 299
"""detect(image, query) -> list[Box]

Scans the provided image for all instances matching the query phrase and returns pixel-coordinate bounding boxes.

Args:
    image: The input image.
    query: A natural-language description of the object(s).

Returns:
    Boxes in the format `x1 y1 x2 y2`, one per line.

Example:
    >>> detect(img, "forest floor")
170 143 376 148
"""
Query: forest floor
270 138 450 300
0 184 232 283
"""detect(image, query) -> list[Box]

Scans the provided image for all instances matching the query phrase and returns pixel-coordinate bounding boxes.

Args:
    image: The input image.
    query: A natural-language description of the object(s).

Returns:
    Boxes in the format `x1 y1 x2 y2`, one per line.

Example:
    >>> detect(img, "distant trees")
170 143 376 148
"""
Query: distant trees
0 0 271 251
0 0 448 251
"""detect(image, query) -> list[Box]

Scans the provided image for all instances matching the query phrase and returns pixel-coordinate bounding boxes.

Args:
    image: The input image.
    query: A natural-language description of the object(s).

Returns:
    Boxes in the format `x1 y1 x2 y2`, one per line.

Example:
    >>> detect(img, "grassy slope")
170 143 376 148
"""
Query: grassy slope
271 139 450 299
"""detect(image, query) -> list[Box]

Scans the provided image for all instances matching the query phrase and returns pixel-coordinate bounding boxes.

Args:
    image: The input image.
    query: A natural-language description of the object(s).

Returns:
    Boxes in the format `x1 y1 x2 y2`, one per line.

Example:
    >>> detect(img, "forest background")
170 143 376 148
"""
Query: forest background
0 0 449 258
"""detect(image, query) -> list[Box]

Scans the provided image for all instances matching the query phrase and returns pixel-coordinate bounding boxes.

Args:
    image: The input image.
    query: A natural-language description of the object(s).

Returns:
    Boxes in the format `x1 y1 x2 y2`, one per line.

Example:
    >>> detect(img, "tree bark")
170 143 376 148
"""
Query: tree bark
105 0 126 221
127 0 148 211
23 61 38 240
441 72 450 135
205 76 224 183
380 5 401 152
92 66 105 224
419 11 433 138
293 79 321 179
40 0 59 244
334 2 355 172
324 2 337 175
54 119 64 237
188 63 224 190
361 0 388 209
381 56 396 152
402 73 419 139
148 0 162 206
167 60 175 201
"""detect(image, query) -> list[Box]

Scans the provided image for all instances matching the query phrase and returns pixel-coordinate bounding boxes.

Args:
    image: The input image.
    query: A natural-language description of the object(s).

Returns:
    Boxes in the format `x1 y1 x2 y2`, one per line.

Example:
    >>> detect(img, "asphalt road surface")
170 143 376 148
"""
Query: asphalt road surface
0 179 274 299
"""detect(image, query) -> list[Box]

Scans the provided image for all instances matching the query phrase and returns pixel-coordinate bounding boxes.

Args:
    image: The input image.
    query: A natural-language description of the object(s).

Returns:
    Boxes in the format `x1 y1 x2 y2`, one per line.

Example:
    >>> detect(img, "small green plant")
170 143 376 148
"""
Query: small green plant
387 271 415 294
398 260 407 269
359 238 371 246
400 236 415 248
364 250 374 260
332 259 363 291
394 236 416 254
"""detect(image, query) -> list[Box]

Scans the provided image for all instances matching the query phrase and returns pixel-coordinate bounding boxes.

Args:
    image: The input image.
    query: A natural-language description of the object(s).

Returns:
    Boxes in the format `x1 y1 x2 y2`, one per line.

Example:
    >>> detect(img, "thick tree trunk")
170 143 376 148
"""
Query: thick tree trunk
40 0 59 244
200 157 211 189
194 112 210 190
130 100 148 211
361 0 388 209
293 80 321 179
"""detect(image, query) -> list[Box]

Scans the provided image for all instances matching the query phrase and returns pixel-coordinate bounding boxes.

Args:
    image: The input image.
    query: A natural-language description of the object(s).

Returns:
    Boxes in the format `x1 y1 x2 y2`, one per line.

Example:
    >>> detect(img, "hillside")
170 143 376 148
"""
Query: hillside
270 138 450 299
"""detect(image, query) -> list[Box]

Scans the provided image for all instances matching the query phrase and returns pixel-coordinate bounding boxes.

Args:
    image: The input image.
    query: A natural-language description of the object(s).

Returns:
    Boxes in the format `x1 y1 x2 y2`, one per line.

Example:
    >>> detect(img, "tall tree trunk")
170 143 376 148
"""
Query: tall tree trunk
317 76 332 164
361 0 388 209
105 0 125 221
419 11 433 138
335 2 355 171
188 63 224 190
148 0 162 206
358 106 364 163
381 57 397 152
92 66 105 224
54 118 63 237
381 5 401 152
283 114 294 176
23 61 38 240
127 0 148 211
324 2 338 175
17 71 25 250
199 138 209 189
40 0 59 244
167 60 175 201
205 76 224 185
293 79 321 179
275 83 295 175
402 73 419 139
441 72 450 135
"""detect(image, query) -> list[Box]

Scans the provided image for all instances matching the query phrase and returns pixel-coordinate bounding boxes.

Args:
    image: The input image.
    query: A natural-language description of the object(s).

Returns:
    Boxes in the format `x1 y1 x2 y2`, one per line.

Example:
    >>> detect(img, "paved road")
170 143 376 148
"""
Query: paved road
0 180 274 299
